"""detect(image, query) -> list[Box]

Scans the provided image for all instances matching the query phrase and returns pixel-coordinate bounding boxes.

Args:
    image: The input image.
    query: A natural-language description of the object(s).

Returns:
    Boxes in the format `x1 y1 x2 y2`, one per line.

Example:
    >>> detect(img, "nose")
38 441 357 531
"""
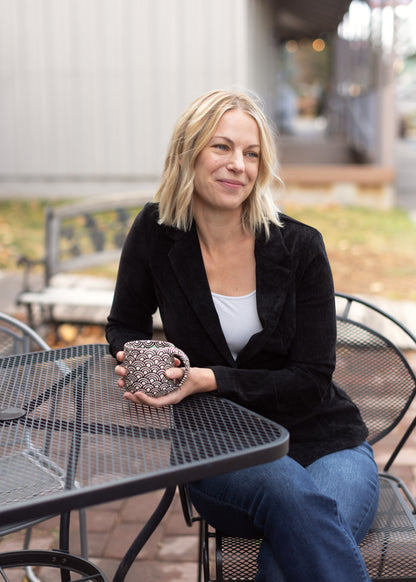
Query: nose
227 149 245 172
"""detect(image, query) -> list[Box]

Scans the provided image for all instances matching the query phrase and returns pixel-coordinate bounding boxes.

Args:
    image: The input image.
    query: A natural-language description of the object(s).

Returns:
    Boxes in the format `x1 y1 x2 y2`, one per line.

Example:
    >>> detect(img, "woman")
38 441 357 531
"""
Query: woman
106 89 379 581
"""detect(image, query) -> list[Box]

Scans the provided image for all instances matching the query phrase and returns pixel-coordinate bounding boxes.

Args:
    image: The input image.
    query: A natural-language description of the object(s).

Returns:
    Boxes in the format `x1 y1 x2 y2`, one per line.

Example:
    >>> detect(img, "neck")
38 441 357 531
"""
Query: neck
193 207 248 248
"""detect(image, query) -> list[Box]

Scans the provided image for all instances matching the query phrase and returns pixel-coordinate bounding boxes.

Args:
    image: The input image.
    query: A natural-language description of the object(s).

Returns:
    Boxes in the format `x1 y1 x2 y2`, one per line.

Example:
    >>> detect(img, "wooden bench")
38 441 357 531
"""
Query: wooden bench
16 193 163 332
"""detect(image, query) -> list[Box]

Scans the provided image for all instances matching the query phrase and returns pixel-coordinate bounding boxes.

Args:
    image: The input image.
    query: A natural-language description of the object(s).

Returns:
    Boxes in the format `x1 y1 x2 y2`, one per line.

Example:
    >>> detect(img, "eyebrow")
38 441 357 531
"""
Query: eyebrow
211 135 260 149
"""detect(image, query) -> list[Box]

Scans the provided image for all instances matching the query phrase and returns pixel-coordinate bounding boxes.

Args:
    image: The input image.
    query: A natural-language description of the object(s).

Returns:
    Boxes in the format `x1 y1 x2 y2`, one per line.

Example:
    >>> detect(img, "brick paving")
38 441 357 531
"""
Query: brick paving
0 490 201 581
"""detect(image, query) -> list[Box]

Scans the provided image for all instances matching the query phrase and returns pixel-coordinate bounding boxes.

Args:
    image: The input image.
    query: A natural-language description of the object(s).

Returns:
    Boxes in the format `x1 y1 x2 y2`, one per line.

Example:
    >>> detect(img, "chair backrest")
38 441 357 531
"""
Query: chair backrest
0 312 50 356
335 292 416 351
334 294 416 446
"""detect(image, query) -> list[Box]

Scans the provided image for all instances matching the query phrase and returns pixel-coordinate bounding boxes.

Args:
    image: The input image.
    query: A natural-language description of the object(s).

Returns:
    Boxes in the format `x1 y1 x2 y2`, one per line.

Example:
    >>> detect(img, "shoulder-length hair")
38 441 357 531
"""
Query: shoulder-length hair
154 89 282 238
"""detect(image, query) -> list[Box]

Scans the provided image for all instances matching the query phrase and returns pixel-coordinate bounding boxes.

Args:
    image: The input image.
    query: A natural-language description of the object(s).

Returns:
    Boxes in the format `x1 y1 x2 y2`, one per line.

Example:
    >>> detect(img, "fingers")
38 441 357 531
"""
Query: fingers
115 352 127 388
122 366 189 407
115 364 127 377
123 387 184 408
115 364 127 388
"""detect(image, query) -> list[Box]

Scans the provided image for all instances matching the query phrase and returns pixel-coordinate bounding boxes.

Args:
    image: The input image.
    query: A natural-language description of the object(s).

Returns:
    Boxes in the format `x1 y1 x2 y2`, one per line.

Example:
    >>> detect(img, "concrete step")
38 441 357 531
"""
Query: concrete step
279 135 353 164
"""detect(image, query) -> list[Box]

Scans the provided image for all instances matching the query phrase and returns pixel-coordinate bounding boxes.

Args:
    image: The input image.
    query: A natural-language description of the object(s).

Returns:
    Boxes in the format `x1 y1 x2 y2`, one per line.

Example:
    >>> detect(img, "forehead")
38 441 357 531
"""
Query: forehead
213 109 260 142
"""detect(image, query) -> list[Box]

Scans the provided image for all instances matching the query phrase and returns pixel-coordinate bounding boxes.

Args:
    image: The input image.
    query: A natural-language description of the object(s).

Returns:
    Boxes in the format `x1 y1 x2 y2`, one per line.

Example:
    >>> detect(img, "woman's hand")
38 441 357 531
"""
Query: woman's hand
114 350 217 408
115 351 128 387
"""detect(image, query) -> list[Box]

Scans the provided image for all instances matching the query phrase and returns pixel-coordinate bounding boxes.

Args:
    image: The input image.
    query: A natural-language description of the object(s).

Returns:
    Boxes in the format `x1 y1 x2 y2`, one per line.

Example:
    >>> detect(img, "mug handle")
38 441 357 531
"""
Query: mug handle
172 349 190 387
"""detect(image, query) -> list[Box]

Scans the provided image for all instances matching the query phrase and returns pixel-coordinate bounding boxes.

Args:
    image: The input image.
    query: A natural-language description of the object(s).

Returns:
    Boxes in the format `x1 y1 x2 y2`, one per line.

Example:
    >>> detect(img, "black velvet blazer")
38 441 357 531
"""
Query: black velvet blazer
106 203 368 466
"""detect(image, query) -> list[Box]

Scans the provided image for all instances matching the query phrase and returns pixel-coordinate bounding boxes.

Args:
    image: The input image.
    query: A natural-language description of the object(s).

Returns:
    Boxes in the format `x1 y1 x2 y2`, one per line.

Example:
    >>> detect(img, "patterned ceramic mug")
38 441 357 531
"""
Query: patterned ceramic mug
123 340 190 397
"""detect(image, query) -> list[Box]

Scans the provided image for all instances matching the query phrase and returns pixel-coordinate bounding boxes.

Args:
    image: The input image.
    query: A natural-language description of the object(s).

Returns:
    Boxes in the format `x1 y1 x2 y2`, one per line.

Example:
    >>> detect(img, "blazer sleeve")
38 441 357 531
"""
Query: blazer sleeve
210 230 337 417
106 205 158 356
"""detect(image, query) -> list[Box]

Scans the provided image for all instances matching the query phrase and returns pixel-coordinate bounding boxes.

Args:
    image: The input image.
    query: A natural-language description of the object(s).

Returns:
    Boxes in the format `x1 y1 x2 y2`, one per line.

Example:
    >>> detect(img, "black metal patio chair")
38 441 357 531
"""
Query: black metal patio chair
0 311 50 355
0 312 89 581
180 292 416 581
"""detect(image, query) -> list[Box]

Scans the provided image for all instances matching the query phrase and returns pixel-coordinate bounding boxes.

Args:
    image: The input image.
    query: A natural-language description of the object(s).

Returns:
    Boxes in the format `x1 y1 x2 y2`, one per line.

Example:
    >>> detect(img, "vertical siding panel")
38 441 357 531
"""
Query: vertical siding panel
152 0 181 172
17 0 45 173
0 0 18 173
97 0 125 175
247 0 279 121
67 0 101 175
124 0 154 177
233 0 250 88
3 0 51 175
43 0 73 175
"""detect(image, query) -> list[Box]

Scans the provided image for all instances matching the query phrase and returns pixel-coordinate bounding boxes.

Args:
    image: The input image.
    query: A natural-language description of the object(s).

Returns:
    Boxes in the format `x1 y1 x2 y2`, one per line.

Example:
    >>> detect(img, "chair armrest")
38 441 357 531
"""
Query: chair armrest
17 255 47 292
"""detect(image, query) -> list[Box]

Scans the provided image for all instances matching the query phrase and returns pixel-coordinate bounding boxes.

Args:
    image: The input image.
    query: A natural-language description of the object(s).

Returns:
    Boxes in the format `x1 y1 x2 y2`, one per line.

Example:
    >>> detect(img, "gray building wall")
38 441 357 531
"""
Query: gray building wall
0 0 279 196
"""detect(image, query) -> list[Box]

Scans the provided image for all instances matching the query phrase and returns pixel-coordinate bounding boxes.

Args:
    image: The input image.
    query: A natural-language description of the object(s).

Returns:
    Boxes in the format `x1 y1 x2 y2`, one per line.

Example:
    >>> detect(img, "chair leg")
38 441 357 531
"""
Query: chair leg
197 519 203 582
79 508 88 559
22 527 41 582
201 520 212 582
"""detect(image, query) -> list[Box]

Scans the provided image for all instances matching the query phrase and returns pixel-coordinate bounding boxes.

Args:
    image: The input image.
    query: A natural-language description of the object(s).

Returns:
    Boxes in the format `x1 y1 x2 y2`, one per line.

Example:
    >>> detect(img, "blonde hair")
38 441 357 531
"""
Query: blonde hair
155 89 282 237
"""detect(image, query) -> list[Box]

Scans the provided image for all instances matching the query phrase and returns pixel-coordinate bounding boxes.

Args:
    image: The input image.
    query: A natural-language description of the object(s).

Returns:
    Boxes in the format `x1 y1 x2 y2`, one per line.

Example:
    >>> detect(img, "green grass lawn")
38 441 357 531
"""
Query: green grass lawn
1 200 416 301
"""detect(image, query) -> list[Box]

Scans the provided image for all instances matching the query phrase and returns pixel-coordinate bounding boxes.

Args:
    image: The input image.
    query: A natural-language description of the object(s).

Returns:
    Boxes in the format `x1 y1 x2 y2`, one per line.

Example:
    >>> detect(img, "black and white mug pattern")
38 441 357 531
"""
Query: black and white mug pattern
123 340 190 397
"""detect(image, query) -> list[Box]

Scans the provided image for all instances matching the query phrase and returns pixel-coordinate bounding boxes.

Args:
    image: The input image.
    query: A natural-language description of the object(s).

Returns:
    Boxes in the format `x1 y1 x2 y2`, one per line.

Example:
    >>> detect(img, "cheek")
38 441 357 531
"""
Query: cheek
193 166 208 196
248 164 259 183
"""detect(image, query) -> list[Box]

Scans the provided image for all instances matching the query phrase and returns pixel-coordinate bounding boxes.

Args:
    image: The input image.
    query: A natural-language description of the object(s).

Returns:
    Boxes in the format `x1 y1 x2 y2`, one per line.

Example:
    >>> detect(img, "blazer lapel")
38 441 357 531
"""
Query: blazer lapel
237 228 293 361
167 226 236 365
255 228 293 332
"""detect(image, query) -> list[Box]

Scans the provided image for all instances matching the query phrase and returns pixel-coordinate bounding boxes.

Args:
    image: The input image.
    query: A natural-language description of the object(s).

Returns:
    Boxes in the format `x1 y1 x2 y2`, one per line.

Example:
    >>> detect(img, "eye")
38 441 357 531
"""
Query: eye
246 151 259 159
213 143 228 151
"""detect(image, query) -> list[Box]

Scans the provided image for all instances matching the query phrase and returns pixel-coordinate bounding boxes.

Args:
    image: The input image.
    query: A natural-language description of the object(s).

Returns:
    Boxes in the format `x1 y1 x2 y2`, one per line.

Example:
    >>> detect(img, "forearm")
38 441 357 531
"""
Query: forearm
211 363 333 415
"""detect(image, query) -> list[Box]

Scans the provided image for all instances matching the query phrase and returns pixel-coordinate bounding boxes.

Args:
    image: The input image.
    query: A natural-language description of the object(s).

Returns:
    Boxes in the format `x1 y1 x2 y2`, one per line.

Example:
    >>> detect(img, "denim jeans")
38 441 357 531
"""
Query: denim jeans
188 441 379 582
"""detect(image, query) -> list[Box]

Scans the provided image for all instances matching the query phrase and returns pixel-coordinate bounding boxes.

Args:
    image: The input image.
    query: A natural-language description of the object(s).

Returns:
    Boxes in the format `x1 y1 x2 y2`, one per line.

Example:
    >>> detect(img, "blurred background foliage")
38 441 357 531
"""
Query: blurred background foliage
1 200 415 302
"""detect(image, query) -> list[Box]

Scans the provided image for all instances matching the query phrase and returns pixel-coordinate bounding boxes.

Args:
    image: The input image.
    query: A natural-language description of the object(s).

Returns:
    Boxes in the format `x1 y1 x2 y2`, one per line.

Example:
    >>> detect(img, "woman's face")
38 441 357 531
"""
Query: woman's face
193 108 260 215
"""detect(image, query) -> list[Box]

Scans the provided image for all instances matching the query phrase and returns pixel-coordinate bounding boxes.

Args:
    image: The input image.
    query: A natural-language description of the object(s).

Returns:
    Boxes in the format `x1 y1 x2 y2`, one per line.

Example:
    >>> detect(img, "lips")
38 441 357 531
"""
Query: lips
218 179 245 189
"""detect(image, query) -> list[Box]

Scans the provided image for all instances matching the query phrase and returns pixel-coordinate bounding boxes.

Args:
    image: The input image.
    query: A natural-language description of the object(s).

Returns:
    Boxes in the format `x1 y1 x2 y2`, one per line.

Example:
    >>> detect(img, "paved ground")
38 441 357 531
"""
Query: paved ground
1 136 416 581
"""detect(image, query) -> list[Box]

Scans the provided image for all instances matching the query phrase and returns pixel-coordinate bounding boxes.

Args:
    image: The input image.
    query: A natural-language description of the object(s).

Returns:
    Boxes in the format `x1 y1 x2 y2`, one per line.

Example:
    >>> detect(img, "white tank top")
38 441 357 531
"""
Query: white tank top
211 290 263 359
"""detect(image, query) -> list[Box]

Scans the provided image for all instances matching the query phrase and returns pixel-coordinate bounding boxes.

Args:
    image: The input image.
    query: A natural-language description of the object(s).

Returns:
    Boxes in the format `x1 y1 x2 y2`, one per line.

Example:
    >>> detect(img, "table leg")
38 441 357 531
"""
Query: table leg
112 485 176 582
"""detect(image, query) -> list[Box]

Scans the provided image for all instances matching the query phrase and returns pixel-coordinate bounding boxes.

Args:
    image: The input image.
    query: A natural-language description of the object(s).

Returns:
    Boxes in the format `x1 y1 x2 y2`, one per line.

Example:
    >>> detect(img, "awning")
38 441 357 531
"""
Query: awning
275 0 354 41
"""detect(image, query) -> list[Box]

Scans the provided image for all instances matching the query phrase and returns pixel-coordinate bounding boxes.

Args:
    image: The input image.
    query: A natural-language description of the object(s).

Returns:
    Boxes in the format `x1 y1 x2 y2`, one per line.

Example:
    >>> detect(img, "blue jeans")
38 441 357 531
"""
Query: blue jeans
188 441 379 582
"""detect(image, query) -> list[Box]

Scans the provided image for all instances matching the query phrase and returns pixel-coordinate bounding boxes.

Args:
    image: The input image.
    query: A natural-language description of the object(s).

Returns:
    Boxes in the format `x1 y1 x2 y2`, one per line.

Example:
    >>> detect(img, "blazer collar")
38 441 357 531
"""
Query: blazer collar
167 223 293 363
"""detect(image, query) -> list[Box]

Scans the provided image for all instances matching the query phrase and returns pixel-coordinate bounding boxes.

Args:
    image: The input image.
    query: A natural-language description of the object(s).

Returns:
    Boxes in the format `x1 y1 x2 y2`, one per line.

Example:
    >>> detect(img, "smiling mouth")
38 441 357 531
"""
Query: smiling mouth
218 179 245 188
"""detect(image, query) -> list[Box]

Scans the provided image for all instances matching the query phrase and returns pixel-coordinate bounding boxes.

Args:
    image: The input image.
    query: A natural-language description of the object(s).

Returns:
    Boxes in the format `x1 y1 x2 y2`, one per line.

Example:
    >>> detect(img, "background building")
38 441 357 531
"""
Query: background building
0 0 405 204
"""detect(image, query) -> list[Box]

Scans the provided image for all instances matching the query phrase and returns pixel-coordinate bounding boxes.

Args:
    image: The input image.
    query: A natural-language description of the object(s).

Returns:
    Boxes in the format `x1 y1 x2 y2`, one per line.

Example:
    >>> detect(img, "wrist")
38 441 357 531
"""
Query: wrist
194 367 217 393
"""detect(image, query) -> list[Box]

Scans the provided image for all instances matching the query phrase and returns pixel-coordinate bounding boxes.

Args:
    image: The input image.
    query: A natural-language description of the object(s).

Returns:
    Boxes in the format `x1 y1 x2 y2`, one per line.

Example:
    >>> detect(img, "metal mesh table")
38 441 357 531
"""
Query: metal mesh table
0 343 289 581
